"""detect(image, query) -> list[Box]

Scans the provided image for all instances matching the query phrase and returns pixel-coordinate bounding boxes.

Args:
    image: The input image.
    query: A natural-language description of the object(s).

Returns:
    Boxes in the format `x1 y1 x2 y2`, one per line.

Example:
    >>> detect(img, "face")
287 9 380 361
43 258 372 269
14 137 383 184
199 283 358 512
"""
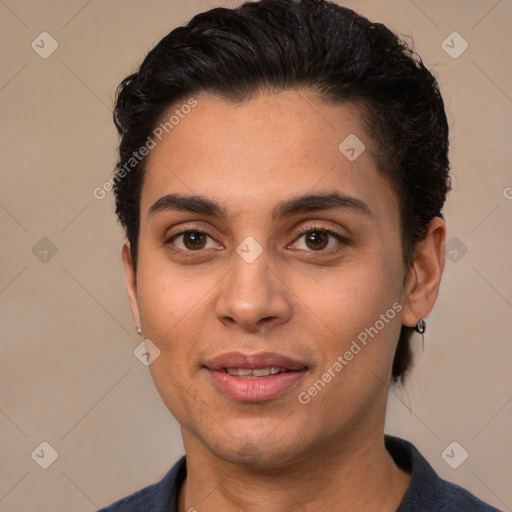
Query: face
122 90 440 468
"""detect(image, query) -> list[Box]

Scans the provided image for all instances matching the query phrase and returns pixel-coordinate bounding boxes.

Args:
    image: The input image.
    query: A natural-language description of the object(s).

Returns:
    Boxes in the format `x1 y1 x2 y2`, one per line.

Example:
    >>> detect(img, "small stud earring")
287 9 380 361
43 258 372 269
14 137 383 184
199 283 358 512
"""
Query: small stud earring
136 326 142 335
414 319 426 351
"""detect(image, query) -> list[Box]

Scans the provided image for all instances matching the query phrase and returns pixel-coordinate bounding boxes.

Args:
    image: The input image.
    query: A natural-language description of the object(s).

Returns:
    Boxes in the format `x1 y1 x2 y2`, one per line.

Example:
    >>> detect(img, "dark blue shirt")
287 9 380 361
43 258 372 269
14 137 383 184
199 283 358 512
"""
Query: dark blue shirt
97 435 500 511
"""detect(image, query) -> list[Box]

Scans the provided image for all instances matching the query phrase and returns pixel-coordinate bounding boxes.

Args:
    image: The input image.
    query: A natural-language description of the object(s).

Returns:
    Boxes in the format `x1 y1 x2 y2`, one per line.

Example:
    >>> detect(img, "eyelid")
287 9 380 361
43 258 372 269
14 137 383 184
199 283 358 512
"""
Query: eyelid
164 222 348 252
164 224 220 249
291 223 348 242
288 223 348 252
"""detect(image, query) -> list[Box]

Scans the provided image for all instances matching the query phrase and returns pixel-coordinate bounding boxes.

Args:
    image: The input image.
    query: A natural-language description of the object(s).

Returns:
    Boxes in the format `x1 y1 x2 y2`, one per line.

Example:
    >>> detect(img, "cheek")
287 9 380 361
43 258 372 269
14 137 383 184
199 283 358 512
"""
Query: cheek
294 263 404 428
308 252 403 341
138 266 209 421
134 268 200 405
148 355 207 434
136 255 211 339
298 257 404 418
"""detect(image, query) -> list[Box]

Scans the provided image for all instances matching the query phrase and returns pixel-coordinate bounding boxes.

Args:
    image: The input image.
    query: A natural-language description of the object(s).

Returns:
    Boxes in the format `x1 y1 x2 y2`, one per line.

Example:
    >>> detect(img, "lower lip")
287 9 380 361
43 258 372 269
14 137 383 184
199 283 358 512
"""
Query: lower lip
205 369 307 402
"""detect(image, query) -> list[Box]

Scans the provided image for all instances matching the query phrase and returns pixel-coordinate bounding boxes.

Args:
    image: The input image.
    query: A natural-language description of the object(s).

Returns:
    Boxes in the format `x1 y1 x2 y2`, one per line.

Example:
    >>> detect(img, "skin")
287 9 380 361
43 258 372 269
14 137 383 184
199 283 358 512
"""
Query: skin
121 90 446 511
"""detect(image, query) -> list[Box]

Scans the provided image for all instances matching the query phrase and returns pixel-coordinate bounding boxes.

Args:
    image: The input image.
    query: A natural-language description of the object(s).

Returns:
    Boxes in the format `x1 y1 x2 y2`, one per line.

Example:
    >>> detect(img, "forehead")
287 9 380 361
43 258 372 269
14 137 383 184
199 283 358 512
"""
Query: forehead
140 91 398 224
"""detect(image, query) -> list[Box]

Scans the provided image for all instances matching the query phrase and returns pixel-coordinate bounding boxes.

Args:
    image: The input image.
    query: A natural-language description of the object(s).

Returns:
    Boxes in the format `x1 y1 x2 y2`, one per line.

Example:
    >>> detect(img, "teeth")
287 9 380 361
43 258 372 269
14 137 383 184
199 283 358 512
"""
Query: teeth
225 367 286 377
253 367 282 377
226 368 253 376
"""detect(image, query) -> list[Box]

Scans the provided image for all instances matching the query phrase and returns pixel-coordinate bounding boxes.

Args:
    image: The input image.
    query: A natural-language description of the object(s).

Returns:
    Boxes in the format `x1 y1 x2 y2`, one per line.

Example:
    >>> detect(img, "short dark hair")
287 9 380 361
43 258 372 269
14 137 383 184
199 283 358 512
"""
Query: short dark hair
112 0 450 382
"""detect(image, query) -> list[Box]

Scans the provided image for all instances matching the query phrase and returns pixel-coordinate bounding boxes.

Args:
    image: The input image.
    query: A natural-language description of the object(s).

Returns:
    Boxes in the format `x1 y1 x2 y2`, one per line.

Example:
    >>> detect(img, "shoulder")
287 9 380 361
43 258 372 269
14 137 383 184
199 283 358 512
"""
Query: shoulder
96 455 187 512
96 482 159 512
436 479 501 511
385 435 500 512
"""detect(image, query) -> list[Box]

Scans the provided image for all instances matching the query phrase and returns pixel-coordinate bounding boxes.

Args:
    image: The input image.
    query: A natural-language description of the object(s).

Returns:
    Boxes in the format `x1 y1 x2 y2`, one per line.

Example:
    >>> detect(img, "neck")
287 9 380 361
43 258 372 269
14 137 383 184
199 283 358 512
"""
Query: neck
178 428 411 512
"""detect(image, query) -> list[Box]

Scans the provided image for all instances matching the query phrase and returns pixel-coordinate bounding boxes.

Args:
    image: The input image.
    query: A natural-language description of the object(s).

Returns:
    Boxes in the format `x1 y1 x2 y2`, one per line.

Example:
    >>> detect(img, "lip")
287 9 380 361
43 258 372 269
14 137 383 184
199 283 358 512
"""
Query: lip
203 351 309 402
203 351 308 371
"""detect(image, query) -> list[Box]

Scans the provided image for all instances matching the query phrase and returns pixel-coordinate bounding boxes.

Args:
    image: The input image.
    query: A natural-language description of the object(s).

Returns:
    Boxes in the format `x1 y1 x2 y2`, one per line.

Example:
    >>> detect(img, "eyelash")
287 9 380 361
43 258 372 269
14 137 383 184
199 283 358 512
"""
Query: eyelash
164 223 348 255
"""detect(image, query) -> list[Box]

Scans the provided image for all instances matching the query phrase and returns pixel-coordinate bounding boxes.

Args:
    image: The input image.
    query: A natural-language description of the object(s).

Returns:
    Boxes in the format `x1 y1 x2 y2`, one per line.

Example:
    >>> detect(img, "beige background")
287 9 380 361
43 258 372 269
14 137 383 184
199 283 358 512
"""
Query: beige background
1 0 511 510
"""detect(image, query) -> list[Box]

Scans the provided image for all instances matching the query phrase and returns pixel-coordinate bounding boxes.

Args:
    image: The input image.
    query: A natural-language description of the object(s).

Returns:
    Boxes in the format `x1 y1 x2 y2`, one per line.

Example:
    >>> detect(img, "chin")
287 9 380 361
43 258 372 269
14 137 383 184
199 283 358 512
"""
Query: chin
204 428 305 469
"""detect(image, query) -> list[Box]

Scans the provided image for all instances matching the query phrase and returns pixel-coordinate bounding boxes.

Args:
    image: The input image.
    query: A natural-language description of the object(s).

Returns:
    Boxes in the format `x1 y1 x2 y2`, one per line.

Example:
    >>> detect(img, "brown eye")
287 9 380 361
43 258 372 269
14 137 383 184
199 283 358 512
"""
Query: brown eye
304 231 329 250
182 231 207 250
291 228 346 252
167 230 217 251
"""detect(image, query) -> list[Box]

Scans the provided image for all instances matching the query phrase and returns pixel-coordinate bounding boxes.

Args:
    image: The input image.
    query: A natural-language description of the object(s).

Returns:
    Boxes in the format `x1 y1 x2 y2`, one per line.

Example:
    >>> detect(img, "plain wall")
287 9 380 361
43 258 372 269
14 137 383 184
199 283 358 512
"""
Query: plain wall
0 0 511 510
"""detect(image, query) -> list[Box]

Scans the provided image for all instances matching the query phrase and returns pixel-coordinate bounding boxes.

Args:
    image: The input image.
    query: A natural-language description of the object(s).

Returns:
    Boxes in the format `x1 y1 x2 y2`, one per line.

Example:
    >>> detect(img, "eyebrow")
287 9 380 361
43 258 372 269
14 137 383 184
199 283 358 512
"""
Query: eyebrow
147 191 372 221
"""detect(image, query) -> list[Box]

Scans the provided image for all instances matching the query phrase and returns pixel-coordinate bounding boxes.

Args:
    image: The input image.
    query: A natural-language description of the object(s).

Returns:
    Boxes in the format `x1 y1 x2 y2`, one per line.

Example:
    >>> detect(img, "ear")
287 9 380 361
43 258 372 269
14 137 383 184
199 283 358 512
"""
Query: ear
401 216 446 328
121 239 142 330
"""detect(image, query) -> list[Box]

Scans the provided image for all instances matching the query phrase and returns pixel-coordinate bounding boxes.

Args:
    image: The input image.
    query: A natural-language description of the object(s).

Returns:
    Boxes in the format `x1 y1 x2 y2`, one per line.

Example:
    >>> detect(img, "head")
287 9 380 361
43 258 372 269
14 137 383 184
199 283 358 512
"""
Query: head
113 0 448 465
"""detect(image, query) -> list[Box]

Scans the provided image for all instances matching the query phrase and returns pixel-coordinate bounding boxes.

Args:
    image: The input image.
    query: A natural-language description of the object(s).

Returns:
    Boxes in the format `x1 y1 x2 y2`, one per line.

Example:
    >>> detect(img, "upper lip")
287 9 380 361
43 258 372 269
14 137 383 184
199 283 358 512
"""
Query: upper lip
204 351 308 371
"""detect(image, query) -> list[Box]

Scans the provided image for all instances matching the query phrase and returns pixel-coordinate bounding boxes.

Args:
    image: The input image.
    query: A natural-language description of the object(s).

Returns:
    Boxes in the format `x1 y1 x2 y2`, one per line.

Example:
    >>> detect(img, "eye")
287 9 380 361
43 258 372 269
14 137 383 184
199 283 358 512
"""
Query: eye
166 229 220 251
165 225 347 254
290 226 346 252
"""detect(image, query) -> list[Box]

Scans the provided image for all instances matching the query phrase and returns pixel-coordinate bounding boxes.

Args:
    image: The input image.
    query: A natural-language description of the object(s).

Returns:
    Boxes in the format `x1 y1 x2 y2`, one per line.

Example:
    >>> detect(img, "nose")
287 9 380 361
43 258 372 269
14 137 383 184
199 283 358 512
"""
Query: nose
215 248 292 333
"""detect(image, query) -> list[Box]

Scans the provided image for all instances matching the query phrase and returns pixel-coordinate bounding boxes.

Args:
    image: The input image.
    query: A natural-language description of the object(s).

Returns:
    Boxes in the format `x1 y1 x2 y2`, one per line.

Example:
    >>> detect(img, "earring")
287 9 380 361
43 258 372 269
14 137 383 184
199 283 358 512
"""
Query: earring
136 326 142 335
414 319 426 351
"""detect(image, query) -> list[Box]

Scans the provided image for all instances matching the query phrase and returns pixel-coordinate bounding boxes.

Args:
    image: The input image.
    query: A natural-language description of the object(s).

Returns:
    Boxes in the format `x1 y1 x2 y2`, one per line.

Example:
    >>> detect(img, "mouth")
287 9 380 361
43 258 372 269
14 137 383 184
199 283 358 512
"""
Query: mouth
223 367 293 378
203 351 309 402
